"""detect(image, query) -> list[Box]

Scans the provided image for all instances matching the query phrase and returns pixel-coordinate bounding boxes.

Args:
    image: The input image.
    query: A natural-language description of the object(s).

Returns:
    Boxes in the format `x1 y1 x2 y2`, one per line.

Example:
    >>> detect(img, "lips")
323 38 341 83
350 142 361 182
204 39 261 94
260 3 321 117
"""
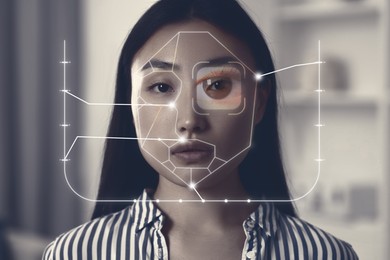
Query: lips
171 141 213 164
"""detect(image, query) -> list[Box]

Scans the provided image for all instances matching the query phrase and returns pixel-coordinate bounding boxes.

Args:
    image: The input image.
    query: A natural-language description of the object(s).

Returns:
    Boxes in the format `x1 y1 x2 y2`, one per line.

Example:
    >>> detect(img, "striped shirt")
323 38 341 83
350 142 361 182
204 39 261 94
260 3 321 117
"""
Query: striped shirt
43 190 358 259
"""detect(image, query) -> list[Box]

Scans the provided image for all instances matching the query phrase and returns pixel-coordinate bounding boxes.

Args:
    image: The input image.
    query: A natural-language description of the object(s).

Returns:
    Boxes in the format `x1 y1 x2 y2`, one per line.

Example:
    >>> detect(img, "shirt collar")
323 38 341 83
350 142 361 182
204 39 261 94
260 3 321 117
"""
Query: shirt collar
133 189 164 232
246 202 280 237
132 190 280 236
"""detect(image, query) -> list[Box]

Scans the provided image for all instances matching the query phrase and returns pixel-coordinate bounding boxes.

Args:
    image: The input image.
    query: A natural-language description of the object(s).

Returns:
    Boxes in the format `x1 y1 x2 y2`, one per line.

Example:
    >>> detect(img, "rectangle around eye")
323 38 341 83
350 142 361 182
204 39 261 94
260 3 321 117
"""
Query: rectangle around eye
195 65 243 111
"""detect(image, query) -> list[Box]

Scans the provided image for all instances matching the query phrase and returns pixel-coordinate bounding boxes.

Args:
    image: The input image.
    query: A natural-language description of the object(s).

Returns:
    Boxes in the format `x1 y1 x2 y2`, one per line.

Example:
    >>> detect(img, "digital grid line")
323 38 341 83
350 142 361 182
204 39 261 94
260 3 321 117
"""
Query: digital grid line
61 38 324 203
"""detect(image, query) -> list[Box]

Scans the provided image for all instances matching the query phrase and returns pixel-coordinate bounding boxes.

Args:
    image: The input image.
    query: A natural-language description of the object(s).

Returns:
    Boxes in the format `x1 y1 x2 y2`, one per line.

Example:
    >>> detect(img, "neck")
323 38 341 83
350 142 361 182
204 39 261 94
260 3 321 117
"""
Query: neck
153 169 258 231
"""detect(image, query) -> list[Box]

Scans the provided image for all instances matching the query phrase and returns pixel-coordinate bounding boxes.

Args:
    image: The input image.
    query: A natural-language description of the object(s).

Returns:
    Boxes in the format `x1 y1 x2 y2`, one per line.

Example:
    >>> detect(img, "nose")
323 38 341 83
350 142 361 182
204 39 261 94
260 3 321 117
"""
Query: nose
176 96 207 135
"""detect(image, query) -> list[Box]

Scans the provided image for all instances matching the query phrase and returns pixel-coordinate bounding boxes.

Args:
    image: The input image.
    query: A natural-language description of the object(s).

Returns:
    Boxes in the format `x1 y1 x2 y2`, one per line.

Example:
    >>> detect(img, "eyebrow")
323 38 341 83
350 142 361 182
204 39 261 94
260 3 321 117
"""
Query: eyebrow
192 56 242 79
205 56 239 66
141 59 179 71
141 56 239 71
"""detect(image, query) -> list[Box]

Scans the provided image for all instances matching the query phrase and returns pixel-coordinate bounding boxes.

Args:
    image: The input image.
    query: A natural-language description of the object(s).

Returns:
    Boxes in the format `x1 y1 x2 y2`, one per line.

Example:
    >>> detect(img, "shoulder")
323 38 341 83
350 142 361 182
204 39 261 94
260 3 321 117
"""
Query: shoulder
42 206 133 260
274 213 359 260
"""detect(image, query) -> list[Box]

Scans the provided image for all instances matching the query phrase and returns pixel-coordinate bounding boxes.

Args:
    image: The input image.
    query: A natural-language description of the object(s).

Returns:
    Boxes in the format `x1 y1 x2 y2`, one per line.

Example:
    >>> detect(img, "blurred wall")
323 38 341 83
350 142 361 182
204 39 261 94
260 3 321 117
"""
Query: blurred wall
0 0 86 241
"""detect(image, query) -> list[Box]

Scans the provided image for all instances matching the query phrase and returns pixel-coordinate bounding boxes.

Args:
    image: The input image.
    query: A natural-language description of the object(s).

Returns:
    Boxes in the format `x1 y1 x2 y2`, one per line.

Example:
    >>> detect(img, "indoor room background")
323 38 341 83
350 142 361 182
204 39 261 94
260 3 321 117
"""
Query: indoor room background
1 0 389 259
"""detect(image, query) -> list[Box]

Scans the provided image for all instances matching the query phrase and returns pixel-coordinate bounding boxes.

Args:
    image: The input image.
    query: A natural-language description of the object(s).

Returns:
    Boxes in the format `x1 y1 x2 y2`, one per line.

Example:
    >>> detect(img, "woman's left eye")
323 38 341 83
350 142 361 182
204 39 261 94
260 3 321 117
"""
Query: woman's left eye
203 79 232 99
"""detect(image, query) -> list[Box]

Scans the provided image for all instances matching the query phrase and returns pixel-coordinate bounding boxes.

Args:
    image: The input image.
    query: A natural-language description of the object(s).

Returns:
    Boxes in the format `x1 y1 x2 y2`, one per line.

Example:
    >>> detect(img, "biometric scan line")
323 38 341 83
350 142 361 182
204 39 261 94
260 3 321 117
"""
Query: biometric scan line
61 36 325 203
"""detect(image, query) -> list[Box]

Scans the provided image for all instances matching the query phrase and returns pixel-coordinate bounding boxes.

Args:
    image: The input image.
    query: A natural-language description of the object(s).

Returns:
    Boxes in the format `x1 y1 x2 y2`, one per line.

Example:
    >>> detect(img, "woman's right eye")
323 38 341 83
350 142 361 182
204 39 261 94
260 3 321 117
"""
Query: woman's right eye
149 83 173 93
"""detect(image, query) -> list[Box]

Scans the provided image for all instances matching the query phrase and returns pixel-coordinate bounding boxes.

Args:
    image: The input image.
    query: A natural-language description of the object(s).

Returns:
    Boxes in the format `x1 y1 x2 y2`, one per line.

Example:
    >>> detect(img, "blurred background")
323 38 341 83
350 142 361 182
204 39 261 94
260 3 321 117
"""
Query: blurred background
0 0 389 259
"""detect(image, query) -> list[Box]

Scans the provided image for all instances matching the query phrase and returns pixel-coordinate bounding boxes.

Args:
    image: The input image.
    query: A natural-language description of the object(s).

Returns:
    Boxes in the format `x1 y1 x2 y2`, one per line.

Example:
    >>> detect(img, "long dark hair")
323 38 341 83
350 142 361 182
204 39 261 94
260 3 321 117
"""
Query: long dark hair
92 0 296 219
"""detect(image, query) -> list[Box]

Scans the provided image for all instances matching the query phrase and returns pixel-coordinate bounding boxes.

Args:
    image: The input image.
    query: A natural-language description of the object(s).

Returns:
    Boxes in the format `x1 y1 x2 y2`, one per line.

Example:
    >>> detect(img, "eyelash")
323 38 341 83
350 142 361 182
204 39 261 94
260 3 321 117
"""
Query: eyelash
144 67 239 94
147 82 174 94
196 67 240 85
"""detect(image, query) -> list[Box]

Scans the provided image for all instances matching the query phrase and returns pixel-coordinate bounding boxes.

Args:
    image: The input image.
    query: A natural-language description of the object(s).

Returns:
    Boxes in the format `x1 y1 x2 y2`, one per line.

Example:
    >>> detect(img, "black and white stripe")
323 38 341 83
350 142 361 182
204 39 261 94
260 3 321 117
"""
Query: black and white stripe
43 191 358 259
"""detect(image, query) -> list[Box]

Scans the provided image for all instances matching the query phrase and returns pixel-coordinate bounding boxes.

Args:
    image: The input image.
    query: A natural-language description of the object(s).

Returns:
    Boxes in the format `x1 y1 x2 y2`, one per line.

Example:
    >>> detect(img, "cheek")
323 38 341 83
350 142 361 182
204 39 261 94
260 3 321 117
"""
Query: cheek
135 107 175 164
135 106 179 144
136 107 163 137
210 110 254 161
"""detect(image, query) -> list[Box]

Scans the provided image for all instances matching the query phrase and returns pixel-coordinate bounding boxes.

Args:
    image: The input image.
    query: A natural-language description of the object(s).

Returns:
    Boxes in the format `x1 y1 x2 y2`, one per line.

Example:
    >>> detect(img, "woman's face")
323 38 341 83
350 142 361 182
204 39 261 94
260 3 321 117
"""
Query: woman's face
131 20 267 189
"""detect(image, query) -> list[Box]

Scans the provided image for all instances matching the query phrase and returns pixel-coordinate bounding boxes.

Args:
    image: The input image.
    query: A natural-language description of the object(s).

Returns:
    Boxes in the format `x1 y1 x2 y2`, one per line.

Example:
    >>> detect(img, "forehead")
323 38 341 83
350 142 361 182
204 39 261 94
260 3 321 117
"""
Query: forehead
131 19 255 72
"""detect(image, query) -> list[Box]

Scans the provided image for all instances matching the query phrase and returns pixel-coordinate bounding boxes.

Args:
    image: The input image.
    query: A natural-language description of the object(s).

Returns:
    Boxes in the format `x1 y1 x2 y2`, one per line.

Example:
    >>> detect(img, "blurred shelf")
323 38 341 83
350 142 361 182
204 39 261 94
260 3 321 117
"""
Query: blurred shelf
274 0 389 257
281 91 379 108
279 1 380 23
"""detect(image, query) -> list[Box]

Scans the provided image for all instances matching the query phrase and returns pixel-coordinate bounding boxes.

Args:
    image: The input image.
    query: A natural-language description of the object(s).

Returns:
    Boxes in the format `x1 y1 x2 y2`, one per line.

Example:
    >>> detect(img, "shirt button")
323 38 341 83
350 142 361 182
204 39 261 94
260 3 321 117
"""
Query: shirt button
247 219 255 229
158 248 163 259
246 250 256 259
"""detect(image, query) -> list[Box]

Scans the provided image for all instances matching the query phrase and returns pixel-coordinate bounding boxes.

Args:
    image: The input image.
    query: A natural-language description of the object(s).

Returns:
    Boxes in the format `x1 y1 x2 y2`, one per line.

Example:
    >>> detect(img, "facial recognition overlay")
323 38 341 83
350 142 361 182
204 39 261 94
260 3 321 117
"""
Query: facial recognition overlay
61 34 324 203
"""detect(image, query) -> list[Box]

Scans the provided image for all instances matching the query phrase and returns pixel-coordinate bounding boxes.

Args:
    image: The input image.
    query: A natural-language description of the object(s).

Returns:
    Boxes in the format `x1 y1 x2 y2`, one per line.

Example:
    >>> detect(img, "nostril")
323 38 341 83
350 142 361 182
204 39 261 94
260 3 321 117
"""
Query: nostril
179 123 203 133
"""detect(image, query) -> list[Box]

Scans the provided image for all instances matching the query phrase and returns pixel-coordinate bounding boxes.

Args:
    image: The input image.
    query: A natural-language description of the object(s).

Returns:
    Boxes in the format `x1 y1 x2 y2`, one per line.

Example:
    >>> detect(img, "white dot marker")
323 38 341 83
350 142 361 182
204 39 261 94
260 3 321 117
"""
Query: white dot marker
168 102 176 108
133 199 137 203
156 199 160 203
247 199 251 203
179 199 183 203
224 199 228 203
255 73 262 81
178 136 187 143
201 199 205 203
189 183 196 189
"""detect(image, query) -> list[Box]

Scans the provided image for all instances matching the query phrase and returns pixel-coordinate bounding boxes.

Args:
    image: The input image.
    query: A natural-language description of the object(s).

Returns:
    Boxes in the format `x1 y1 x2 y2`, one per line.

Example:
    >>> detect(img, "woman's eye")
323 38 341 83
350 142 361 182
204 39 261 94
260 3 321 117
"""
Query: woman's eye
150 83 173 93
203 79 232 99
